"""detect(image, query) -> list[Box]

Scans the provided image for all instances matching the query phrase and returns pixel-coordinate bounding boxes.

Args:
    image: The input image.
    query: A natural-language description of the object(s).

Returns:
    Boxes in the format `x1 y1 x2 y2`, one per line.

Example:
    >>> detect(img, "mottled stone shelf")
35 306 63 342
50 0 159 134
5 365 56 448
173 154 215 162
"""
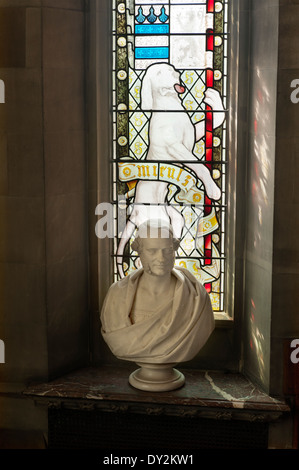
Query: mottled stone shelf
24 365 290 422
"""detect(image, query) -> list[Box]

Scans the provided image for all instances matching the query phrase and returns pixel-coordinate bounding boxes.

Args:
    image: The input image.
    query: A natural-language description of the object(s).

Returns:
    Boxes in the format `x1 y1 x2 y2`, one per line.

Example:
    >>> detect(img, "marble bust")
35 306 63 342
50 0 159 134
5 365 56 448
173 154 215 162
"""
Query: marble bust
100 220 215 391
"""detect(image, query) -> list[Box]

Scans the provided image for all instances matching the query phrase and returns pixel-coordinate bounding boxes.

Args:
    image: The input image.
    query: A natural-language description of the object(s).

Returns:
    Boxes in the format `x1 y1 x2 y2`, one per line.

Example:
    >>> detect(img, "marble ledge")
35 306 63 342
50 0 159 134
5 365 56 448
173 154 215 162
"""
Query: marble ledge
23 366 290 422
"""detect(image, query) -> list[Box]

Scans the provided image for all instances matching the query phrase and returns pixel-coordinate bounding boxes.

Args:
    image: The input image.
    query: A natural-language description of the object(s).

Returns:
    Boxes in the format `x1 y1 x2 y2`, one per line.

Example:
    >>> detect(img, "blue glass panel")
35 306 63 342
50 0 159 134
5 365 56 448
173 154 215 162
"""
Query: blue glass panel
136 6 146 24
159 6 169 24
147 6 157 23
135 24 169 34
135 47 169 59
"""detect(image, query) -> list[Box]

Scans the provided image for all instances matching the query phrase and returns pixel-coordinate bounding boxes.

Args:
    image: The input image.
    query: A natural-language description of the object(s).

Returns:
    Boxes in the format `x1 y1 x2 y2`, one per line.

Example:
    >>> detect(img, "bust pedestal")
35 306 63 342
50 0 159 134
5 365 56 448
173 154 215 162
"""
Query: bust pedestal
129 362 185 392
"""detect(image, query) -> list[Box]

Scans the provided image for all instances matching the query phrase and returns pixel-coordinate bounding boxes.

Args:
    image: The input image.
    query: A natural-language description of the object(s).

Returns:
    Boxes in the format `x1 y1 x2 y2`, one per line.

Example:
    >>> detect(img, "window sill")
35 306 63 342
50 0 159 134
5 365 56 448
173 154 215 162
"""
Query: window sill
24 365 290 423
214 311 234 327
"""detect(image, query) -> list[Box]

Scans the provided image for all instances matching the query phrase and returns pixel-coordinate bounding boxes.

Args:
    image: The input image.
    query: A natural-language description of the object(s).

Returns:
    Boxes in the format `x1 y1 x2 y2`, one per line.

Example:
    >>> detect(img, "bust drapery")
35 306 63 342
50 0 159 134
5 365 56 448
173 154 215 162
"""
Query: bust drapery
101 266 215 364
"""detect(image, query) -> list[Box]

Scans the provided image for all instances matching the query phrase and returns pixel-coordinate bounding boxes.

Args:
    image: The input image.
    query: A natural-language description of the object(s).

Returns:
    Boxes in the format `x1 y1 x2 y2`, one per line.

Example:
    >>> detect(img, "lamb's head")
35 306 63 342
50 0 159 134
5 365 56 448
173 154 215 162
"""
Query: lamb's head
141 63 185 111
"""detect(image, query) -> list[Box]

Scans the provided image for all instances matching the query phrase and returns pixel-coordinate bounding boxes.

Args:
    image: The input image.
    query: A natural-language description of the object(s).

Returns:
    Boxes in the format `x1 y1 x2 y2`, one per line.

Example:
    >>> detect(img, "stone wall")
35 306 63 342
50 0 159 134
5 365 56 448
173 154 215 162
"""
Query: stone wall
0 0 88 432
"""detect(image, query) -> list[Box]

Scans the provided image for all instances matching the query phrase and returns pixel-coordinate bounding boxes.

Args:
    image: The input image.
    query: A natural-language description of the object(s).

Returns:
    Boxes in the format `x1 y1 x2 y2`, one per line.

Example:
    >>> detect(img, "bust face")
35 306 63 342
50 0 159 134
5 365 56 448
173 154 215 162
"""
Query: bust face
138 236 175 277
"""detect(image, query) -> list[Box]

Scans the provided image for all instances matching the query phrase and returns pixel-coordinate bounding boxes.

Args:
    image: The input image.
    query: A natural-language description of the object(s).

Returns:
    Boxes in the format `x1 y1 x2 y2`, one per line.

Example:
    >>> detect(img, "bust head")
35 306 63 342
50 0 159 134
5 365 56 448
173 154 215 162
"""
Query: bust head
131 220 180 277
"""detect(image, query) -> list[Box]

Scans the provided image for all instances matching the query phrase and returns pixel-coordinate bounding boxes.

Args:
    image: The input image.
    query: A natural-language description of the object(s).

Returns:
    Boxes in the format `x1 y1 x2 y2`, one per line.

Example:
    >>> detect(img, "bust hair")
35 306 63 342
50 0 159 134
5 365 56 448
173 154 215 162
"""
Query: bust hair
131 220 180 254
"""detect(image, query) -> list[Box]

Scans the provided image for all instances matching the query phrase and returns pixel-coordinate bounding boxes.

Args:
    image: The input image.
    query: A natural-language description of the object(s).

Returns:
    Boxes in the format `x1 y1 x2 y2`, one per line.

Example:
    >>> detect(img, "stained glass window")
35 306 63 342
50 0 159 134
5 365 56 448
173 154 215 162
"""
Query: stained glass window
112 0 228 312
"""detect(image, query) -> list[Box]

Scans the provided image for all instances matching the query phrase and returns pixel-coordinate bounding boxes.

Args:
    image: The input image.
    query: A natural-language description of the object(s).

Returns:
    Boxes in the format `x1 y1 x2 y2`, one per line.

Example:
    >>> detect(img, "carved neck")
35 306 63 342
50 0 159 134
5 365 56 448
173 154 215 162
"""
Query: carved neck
141 270 173 294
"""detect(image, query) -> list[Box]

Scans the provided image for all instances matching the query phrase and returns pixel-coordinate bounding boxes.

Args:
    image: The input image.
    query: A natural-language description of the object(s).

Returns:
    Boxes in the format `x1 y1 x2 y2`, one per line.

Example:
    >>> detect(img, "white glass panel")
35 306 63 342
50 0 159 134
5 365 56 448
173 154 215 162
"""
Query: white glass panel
136 0 169 4
171 0 206 4
135 58 167 70
170 5 213 33
135 36 169 47
170 37 213 69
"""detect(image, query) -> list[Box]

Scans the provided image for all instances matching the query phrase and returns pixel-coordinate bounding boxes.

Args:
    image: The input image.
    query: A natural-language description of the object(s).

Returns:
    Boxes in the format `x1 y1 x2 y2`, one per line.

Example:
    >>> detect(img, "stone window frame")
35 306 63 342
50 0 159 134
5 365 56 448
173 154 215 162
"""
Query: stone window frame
90 0 245 322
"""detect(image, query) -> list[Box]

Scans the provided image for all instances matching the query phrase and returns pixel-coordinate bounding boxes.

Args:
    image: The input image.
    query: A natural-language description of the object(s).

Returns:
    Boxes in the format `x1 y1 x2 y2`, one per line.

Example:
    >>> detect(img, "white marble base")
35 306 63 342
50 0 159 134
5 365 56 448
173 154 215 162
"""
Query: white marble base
129 362 185 392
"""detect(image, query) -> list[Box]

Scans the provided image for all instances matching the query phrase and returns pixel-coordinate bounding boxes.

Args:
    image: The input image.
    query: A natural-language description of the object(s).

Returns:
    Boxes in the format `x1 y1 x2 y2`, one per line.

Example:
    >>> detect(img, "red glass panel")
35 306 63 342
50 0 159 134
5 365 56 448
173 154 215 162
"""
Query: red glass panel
206 68 214 87
205 283 212 294
207 30 214 52
207 0 215 14
206 131 213 149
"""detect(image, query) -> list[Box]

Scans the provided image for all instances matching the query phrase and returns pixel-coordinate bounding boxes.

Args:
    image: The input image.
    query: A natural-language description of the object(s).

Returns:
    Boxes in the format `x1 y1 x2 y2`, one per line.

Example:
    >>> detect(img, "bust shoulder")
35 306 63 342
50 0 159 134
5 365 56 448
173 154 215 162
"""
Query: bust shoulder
173 266 208 297
173 266 198 282
109 268 141 288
